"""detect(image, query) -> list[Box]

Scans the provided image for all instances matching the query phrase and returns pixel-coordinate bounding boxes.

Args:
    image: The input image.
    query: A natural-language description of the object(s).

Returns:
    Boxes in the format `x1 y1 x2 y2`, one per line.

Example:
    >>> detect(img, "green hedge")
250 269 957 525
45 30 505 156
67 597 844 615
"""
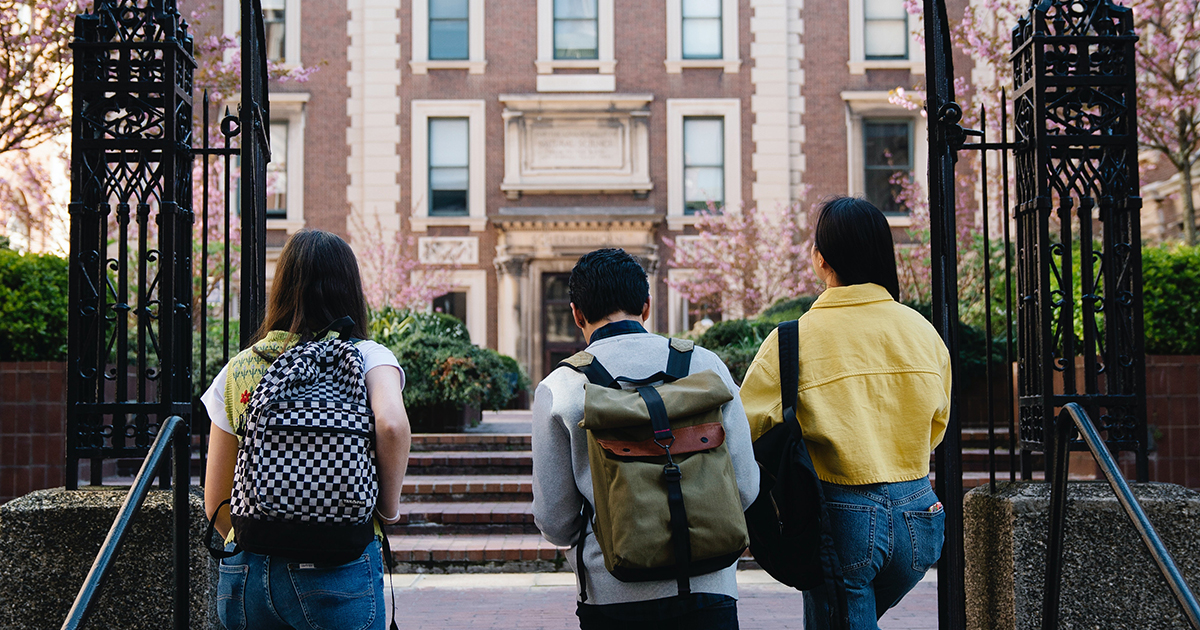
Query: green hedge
0 248 69 361
1143 244 1200 355
389 332 519 410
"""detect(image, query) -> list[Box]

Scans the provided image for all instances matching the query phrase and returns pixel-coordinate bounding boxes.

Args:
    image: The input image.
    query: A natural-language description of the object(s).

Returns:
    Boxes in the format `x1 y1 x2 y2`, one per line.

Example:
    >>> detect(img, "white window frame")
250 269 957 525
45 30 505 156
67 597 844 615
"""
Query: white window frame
437 270 489 345
266 92 309 234
842 91 928 227
411 0 487 74
411 100 487 232
224 0 302 68
665 0 740 73
666 99 742 231
536 0 615 78
847 0 923 75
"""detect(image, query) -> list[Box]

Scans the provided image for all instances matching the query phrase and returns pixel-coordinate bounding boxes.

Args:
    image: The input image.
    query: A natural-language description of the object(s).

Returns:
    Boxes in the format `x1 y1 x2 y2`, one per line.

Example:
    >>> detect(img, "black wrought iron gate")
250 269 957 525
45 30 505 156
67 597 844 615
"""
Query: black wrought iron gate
923 0 1148 628
65 0 271 625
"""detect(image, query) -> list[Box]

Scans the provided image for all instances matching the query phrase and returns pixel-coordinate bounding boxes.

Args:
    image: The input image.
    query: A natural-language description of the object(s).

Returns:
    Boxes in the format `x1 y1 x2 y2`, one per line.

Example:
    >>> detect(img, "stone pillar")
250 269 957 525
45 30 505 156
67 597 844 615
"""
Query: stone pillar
494 255 528 367
964 482 1200 630
0 487 217 630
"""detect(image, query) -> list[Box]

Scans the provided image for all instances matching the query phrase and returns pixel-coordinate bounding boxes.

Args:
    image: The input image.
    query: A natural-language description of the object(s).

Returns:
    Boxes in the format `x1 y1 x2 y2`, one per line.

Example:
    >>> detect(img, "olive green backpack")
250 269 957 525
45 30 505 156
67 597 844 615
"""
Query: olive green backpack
559 338 749 600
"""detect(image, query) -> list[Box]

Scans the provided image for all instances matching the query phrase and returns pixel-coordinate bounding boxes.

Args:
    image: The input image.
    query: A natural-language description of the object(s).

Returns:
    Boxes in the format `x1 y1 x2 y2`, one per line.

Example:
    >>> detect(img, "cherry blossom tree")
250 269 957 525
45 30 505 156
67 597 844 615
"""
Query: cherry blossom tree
665 201 821 320
1127 0 1200 245
348 211 455 312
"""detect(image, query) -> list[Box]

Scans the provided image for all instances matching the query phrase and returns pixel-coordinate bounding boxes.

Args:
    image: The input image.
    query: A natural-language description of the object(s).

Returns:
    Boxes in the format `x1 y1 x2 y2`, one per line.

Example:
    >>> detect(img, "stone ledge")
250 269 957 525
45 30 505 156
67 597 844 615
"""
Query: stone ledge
965 481 1200 630
0 487 216 630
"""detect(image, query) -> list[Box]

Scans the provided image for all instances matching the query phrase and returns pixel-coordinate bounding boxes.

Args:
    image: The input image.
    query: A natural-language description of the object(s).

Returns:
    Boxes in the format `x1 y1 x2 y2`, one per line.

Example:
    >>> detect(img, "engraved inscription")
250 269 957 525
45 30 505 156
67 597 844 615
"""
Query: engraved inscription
528 125 624 170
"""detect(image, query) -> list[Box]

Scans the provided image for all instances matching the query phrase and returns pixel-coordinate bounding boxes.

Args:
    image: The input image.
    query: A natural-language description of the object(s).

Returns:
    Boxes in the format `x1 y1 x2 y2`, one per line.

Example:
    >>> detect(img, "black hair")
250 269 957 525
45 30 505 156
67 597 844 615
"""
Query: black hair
568 248 650 324
813 196 901 301
253 229 371 344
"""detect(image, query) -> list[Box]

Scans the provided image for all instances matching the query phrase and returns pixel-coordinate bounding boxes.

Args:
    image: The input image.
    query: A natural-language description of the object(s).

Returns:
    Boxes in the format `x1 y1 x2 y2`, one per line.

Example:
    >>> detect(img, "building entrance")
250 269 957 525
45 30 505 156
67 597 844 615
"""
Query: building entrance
541 273 587 379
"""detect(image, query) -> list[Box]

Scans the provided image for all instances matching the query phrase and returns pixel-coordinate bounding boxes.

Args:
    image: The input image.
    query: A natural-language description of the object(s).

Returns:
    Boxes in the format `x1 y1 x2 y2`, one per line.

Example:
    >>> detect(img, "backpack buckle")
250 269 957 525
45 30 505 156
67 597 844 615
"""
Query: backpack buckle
662 462 682 481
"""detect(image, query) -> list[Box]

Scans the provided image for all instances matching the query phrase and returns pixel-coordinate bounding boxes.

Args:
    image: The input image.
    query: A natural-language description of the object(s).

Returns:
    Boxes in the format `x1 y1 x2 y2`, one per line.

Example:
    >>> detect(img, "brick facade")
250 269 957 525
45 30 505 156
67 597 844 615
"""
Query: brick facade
0 363 66 504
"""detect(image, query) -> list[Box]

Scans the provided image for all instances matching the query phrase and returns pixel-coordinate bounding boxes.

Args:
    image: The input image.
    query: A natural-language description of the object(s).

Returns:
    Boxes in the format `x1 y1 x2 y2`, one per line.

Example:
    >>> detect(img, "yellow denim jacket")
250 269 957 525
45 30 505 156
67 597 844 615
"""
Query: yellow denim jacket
740 283 951 486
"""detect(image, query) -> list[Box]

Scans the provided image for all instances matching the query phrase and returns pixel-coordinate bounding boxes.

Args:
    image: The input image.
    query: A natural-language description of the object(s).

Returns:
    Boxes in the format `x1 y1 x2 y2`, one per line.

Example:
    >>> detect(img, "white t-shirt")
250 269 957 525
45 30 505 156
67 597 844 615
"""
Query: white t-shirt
201 340 404 436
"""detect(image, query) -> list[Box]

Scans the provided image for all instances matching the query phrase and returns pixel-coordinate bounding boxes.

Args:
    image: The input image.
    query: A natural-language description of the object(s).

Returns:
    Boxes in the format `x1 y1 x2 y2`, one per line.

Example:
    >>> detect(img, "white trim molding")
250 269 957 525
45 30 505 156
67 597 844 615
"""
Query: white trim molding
414 269 489 346
666 98 742 231
841 90 928 227
664 0 741 73
410 0 487 74
847 0 924 75
536 0 615 80
267 92 310 234
410 100 488 232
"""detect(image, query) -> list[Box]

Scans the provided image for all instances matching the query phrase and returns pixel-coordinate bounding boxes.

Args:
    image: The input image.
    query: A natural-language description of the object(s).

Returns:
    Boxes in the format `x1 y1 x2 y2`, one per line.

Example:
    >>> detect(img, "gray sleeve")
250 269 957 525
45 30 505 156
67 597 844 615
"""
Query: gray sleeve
531 381 584 547
705 352 761 509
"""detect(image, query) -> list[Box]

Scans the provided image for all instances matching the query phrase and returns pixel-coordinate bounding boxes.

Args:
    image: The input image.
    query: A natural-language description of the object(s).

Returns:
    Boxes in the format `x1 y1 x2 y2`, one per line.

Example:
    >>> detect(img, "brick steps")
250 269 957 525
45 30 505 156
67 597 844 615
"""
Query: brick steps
385 501 539 535
411 434 531 452
386 534 569 573
400 474 533 503
406 451 531 475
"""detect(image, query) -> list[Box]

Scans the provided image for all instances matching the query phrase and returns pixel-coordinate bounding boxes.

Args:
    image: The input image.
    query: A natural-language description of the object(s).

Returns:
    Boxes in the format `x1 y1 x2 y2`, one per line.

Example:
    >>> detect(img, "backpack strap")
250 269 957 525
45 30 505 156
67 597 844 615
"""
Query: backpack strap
777 320 802 438
556 339 694 389
637 384 692 598
205 499 240 560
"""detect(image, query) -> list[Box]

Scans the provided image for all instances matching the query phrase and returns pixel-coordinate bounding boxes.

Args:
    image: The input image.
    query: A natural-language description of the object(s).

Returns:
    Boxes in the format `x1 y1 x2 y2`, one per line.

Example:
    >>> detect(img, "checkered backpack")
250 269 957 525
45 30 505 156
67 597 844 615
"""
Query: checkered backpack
213 320 378 564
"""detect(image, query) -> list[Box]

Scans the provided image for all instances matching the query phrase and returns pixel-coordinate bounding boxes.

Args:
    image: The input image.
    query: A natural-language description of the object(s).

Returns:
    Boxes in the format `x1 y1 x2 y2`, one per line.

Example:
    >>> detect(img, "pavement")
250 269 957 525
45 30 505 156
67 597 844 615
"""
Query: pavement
381 569 938 629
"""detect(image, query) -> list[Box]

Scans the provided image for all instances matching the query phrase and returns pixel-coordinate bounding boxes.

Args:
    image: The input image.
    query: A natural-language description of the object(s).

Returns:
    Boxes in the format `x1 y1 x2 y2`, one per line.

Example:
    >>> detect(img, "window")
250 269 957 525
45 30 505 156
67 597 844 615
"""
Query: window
683 117 725 214
682 0 721 59
429 118 470 217
429 0 469 60
263 0 286 62
864 0 908 59
667 99 741 228
266 121 288 218
863 120 913 215
433 291 468 322
554 0 598 59
411 100 486 231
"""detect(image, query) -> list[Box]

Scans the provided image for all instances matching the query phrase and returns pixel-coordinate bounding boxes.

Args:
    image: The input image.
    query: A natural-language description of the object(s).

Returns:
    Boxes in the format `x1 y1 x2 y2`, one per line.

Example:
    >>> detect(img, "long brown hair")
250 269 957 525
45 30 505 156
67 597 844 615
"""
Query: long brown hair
252 229 370 344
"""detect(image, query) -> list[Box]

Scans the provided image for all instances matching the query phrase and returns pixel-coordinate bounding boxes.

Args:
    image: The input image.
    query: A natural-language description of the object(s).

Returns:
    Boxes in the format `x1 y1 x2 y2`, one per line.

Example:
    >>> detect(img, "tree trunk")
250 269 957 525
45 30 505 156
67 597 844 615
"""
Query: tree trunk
1182 162 1198 246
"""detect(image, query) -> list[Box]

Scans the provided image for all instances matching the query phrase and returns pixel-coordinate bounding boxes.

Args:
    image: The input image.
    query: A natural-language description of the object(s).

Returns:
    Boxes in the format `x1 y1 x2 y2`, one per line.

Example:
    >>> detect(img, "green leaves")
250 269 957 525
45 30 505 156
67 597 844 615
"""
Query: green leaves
1143 244 1200 355
0 249 68 361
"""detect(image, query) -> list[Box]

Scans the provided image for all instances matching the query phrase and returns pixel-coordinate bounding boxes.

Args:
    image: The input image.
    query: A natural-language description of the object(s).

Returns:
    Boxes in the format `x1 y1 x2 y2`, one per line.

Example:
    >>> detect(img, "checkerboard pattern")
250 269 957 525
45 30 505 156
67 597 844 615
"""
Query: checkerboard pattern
231 338 378 526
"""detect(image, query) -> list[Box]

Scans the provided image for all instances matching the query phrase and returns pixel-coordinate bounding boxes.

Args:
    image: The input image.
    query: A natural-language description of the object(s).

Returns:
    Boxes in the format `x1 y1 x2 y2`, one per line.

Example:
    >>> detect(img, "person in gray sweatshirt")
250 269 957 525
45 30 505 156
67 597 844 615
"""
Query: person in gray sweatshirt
531 248 760 630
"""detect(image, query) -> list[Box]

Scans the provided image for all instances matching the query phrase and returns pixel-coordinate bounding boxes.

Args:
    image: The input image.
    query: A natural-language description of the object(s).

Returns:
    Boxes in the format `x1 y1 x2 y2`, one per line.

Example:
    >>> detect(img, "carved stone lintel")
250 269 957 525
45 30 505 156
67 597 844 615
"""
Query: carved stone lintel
418 237 479 265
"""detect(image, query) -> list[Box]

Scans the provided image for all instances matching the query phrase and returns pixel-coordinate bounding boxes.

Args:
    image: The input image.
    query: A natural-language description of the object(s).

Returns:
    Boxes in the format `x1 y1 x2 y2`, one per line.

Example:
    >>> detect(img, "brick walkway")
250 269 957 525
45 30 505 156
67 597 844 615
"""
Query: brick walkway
381 570 938 629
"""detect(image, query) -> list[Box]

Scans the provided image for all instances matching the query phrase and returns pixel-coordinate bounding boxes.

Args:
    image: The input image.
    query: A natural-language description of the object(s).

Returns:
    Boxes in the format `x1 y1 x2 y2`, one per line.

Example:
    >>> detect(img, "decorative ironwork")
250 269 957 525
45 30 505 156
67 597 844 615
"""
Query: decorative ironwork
1010 0 1147 478
240 0 270 342
68 0 196 485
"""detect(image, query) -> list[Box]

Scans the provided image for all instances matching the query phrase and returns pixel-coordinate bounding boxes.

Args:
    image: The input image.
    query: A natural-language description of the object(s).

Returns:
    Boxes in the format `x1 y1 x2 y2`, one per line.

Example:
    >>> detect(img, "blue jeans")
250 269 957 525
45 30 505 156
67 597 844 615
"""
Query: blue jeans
217 539 385 630
803 477 944 630
576 593 738 630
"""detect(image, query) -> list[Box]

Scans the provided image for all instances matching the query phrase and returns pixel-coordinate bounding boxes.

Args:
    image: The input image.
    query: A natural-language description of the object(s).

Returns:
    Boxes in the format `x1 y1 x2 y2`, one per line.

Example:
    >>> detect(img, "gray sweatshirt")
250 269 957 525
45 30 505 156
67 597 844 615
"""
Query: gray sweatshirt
531 331 760 605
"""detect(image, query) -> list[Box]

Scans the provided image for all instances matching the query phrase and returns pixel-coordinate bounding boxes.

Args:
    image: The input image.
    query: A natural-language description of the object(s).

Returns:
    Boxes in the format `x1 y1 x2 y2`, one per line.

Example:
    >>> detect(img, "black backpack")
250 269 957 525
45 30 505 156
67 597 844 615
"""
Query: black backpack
743 320 849 630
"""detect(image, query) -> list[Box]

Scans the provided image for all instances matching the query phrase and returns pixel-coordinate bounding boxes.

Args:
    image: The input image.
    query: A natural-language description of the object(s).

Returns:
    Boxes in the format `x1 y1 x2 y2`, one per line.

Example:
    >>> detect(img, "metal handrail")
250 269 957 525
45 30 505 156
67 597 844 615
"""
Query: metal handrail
1043 403 1200 630
61 415 190 630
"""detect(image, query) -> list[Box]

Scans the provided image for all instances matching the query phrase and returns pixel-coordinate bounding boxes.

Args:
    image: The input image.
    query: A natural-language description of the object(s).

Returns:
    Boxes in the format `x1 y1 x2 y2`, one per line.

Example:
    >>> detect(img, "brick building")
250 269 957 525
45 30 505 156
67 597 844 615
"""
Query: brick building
219 0 930 379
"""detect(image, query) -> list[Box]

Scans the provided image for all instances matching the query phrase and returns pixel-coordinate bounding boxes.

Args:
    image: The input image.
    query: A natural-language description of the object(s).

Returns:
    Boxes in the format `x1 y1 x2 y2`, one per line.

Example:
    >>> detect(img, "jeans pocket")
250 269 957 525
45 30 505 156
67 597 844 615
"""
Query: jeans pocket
217 562 249 630
825 501 875 572
904 505 946 572
288 553 378 630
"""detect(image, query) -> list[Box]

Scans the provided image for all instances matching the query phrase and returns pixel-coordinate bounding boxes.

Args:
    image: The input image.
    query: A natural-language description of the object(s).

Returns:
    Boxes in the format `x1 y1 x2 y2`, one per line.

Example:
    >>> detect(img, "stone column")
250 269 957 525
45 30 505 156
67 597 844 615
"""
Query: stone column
494 255 529 368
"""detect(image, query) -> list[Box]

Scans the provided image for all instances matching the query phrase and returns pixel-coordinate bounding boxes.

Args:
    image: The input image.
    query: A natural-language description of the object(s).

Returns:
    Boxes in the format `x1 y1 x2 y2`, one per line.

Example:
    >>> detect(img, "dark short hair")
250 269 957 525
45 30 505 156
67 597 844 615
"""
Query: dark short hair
813 196 901 301
568 248 649 324
254 229 370 343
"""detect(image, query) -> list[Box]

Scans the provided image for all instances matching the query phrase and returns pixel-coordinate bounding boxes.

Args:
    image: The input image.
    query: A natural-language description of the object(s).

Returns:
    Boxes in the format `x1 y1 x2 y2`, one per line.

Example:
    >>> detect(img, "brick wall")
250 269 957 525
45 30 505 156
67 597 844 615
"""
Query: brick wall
1138 355 1200 488
0 362 66 504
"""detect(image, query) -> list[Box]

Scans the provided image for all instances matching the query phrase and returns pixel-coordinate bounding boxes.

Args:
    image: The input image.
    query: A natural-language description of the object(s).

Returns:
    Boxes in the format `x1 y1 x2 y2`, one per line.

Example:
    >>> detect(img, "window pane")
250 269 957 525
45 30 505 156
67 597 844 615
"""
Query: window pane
554 0 597 19
433 291 468 324
430 188 468 215
554 20 598 59
430 0 468 19
685 166 724 210
864 121 911 167
864 21 907 58
267 122 288 217
429 118 469 167
264 8 286 62
430 166 469 190
682 0 721 18
864 169 906 214
684 118 724 167
864 0 907 19
682 18 722 58
430 19 469 59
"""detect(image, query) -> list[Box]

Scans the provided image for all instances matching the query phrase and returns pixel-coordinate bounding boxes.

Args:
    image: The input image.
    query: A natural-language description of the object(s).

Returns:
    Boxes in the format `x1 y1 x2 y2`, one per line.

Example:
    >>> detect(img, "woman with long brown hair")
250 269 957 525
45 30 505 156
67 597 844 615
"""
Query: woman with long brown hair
202 229 410 630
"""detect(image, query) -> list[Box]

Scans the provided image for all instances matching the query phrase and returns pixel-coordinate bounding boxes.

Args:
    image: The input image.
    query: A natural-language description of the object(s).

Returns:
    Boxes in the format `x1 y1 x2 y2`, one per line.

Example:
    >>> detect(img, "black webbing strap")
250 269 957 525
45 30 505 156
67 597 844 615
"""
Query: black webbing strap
557 340 694 390
205 499 240 560
665 343 693 380
778 321 801 438
576 501 593 602
638 385 691 597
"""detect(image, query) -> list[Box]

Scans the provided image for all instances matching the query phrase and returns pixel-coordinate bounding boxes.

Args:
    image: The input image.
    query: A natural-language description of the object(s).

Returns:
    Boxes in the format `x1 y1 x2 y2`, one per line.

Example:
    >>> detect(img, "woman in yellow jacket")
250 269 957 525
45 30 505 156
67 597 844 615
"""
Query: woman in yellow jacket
740 197 951 630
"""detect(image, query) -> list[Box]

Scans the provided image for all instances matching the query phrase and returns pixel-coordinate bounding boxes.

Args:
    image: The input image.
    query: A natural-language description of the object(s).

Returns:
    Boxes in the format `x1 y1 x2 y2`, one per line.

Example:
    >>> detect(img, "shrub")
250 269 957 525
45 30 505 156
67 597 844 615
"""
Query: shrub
1143 244 1200 355
0 248 68 361
390 332 517 411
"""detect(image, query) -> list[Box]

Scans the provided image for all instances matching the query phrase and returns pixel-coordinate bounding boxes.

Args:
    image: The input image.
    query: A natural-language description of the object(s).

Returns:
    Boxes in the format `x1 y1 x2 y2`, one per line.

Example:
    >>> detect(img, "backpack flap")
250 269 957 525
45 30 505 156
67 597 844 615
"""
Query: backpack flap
578 369 732 432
